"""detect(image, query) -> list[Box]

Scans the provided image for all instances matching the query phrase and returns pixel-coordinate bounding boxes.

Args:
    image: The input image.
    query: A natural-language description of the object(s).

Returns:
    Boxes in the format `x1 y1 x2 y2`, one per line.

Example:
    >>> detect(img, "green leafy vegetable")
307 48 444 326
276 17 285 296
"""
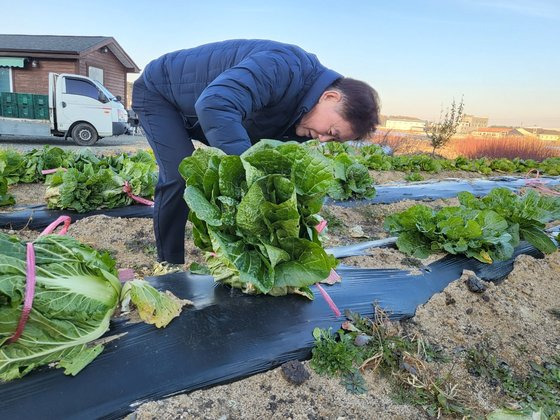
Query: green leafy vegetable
404 172 424 182
0 176 15 206
328 153 376 200
44 154 157 213
385 187 560 263
0 147 158 210
179 140 338 299
0 233 184 381
305 142 376 200
120 280 185 328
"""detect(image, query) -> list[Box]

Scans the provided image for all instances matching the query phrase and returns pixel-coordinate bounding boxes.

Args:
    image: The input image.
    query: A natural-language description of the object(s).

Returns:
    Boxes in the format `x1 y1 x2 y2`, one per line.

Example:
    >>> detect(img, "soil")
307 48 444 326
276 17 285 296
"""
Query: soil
322 197 459 248
405 257 560 413
2 168 559 419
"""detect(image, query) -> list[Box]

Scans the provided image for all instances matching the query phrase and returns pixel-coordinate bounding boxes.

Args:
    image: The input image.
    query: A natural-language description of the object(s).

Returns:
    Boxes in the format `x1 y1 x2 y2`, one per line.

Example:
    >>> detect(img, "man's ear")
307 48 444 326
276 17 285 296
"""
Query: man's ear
319 90 343 103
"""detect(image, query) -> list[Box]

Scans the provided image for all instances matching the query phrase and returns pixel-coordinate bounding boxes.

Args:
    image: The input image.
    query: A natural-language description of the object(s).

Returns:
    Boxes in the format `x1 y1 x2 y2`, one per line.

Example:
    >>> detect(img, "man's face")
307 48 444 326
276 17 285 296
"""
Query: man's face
295 90 355 142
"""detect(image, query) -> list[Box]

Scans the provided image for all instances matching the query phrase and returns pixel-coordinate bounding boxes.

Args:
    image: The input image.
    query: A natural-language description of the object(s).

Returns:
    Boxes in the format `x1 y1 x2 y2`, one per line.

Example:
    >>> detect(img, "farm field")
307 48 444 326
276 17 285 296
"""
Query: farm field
1 140 559 419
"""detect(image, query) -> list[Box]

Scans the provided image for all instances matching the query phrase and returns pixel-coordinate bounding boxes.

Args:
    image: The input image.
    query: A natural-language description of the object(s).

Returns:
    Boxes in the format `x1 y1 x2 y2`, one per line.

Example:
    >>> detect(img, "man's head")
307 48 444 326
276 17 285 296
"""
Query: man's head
295 77 380 142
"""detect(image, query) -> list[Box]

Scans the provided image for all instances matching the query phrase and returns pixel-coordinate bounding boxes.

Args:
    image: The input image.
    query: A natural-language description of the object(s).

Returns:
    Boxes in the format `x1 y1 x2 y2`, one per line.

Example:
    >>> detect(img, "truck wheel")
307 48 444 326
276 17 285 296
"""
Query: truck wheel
71 123 98 146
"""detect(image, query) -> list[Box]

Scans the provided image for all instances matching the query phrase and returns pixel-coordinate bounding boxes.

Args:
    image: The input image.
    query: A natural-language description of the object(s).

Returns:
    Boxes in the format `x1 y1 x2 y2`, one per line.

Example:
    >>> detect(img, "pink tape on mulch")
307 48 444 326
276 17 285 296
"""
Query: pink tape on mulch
7 243 37 344
40 215 71 236
315 282 341 317
122 181 155 206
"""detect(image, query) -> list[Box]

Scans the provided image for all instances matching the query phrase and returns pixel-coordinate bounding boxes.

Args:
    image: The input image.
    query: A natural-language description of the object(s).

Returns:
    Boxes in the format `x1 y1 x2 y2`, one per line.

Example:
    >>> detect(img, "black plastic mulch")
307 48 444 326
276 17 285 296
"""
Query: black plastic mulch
0 241 545 419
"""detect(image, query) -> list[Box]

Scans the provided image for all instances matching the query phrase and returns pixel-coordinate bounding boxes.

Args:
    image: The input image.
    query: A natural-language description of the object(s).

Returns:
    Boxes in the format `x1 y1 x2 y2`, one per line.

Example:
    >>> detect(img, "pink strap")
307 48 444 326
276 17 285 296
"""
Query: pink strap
323 269 341 285
7 243 37 344
118 268 135 282
8 216 72 344
122 181 154 206
41 167 68 175
524 169 543 186
315 219 328 234
40 215 71 236
524 169 560 196
315 282 341 317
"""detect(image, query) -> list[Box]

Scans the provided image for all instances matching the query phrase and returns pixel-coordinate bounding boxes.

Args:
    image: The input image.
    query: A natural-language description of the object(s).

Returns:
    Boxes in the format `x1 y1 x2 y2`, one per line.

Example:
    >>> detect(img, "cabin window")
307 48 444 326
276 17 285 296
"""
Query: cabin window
65 78 99 100
88 66 104 84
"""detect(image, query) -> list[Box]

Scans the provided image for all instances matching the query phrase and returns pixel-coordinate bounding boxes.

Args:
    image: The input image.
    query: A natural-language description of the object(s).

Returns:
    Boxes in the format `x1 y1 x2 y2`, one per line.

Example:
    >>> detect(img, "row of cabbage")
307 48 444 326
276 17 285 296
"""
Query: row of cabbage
0 144 374 209
310 141 560 175
3 140 560 211
0 147 157 212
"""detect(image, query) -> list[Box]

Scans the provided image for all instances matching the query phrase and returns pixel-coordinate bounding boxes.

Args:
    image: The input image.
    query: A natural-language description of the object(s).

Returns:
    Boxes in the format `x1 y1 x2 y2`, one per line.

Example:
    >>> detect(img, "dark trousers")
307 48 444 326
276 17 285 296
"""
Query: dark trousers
132 77 194 264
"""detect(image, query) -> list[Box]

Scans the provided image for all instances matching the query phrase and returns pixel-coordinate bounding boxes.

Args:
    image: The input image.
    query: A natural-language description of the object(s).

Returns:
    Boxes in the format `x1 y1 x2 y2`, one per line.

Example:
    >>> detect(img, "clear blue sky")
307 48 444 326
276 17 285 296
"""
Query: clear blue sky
4 0 559 128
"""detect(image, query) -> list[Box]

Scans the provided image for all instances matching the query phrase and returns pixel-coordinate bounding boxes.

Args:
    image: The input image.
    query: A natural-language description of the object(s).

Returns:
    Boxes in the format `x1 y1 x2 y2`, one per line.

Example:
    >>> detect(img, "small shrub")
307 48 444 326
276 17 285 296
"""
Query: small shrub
310 328 359 377
424 98 465 156
405 172 424 182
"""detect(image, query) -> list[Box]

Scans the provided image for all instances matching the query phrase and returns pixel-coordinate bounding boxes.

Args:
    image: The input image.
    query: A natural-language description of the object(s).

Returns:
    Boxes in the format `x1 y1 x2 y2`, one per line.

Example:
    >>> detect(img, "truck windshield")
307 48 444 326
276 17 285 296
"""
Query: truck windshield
92 80 118 101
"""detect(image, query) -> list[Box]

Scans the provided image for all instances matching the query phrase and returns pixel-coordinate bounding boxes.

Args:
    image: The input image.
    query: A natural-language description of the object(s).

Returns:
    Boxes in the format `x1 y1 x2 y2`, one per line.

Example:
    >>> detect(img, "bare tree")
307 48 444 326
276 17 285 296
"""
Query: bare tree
424 97 464 156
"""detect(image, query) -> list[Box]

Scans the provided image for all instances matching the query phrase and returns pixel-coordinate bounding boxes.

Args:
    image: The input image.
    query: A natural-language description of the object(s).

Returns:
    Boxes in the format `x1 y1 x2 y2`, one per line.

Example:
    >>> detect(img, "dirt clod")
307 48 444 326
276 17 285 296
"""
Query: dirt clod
445 292 456 305
280 360 310 385
466 273 487 293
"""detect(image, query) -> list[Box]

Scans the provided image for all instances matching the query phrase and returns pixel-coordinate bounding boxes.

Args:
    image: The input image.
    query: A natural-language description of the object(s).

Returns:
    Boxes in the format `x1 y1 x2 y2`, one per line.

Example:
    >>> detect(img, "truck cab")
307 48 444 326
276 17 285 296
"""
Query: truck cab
50 73 129 145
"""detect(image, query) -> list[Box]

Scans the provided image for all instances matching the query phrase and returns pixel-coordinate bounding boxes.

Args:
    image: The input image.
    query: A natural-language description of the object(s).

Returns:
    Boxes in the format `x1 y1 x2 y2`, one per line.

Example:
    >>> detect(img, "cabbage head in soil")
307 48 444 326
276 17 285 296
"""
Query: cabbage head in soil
385 187 560 263
0 233 184 381
179 140 338 299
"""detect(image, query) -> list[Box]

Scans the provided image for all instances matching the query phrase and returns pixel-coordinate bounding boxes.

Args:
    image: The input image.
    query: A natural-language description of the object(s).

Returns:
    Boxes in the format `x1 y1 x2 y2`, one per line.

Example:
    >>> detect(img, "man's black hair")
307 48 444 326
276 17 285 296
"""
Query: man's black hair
329 77 380 140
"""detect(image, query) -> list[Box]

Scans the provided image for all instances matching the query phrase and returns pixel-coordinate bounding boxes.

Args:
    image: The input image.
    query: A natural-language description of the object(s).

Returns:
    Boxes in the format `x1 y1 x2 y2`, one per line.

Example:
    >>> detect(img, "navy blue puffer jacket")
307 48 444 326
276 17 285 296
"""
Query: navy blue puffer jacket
141 39 341 155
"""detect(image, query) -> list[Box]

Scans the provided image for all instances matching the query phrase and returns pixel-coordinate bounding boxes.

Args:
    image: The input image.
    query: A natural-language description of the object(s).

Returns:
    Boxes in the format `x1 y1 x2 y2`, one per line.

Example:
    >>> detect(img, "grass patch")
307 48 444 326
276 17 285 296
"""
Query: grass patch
449 136 560 161
310 306 468 417
354 204 384 221
320 207 344 232
466 344 560 417
310 327 360 377
143 244 157 257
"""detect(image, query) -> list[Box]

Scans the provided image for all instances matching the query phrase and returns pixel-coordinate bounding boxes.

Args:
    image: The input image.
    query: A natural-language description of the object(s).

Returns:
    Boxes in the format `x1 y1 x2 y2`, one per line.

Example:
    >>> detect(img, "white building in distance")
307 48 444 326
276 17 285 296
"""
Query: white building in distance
457 114 489 134
384 116 426 132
